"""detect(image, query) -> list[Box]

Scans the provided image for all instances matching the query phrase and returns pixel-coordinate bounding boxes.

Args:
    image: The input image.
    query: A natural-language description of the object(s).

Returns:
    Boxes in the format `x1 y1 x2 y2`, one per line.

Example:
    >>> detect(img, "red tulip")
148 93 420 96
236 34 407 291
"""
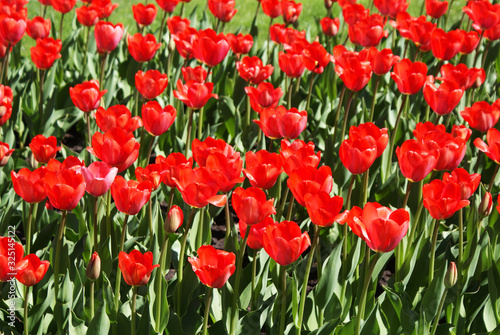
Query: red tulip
474 128 500 164
280 139 321 175
81 161 118 197
76 6 99 27
0 85 13 127
188 245 235 289
304 192 344 227
174 79 218 109
167 16 190 35
165 205 183 233
43 168 86 211
111 176 152 215
374 0 408 17
278 51 306 78
0 14 26 46
451 124 472 142
173 167 227 208
87 127 140 172
132 3 157 26
15 254 49 287
226 33 253 55
396 139 437 182
342 3 369 26
30 37 62 69
287 165 333 206
95 105 143 134
262 0 282 18
236 56 273 85
156 0 180 13
270 23 286 44
243 150 283 189
254 106 308 140
430 28 464 61
423 80 464 116
332 45 372 92
438 63 485 91
442 168 480 200
302 41 332 74
391 58 428 95
460 30 480 54
156 152 193 188
426 0 448 19
0 141 13 166
262 220 311 266
46 156 85 172
463 0 500 30
181 66 208 83
348 14 389 47
135 164 163 191
342 202 409 253
232 187 276 226
86 252 101 281
191 29 230 67
208 0 237 22
423 179 470 220
479 192 493 217
26 16 50 39
245 82 283 113
320 17 340 37
118 250 159 286
0 237 24 282
201 153 245 193
11 167 47 203
51 0 77 13
483 22 500 41
340 133 378 175
392 12 436 52
192 137 239 166
29 135 61 164
94 21 123 54
348 122 388 158
135 69 168 100
141 101 176 136
282 0 302 24
367 47 400 75
461 101 500 132
127 33 161 63
70 80 107 113
90 0 119 19
239 217 278 250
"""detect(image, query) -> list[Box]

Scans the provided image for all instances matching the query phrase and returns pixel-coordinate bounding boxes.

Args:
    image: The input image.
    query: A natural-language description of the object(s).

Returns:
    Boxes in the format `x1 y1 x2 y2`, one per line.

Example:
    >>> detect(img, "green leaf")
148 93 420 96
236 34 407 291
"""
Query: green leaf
315 242 342 309
421 263 447 324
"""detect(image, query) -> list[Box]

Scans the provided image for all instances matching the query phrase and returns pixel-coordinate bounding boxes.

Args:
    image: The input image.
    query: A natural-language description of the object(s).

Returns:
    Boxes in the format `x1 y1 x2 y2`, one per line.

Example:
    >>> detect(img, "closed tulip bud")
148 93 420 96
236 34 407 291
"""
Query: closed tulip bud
165 205 183 233
444 262 457 288
479 192 493 218
86 252 101 281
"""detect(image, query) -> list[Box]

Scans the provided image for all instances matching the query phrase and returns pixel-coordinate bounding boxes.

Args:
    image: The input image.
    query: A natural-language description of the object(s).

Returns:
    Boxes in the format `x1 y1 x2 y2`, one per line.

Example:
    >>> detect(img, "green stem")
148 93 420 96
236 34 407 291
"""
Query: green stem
93 196 98 253
185 107 194 156
369 76 380 122
488 164 499 193
23 285 29 335
224 201 232 247
403 181 413 209
452 209 464 325
25 203 34 255
245 93 252 129
332 86 347 149
131 286 138 335
338 90 355 148
481 40 492 69
58 13 65 40
407 189 424 248
286 194 295 221
143 135 155 168
202 288 213 335
267 17 274 59
279 265 287 335
176 208 196 315
198 107 205 139
306 73 316 111
362 170 369 205
158 10 168 45
230 231 250 335
354 250 380 335
99 53 108 98
297 225 321 331
114 215 130 313
385 94 409 181
472 32 484 67
54 210 68 303
277 185 290 220
38 70 46 128
429 219 439 286
288 78 294 108
430 289 448 335
148 199 154 248
250 249 258 310
156 236 170 331
342 175 356 279
82 26 90 77
90 281 95 321
197 209 206 249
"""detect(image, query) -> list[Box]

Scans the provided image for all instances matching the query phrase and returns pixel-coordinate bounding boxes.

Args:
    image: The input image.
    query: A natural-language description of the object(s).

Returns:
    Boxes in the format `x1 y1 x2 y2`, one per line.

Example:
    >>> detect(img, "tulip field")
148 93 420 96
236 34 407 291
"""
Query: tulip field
3 0 500 334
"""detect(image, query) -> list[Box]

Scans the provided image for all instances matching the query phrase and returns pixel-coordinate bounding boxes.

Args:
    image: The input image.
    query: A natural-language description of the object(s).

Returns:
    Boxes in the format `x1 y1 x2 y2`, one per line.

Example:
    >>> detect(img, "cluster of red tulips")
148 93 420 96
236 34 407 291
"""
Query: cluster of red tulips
1 0 500 333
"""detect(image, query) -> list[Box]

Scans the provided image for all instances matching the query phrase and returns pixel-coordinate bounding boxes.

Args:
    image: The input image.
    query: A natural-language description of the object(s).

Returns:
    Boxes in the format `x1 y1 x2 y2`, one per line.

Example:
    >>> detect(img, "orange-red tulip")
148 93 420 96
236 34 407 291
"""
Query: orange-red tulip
118 250 159 286
262 220 311 266
188 245 235 288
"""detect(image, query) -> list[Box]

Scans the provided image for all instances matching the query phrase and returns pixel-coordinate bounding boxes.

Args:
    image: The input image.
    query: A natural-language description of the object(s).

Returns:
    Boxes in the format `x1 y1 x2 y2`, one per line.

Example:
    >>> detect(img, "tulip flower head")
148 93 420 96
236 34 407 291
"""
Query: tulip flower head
135 69 169 100
280 139 322 175
43 167 86 211
155 152 193 188
262 220 311 266
15 254 50 287
70 80 107 113
127 33 161 63
188 245 235 289
191 28 230 67
341 202 410 253
423 79 464 116
474 128 500 164
254 106 308 140
81 161 118 197
165 205 183 233
332 45 372 92
226 33 253 55
0 237 24 282
442 168 480 200
29 135 61 164
208 0 238 22
95 105 143 134
243 150 283 189
76 6 99 27
141 101 176 137
232 187 276 226
118 250 159 286
132 3 158 26
11 167 47 203
26 16 51 39
239 217 279 250
135 164 163 191
423 179 470 220
94 21 124 54
30 37 62 70
287 165 333 206
237 56 273 85
461 101 500 132
391 59 428 95
304 192 344 227
0 141 13 166
90 0 119 19
320 17 340 37
174 79 218 110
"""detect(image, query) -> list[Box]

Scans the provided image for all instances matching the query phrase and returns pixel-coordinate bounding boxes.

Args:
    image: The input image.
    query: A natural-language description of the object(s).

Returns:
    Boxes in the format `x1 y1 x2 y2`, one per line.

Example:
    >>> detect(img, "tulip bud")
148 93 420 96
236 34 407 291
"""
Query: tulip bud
324 0 333 8
165 205 183 234
479 192 493 218
444 262 457 288
86 252 101 281
168 37 176 52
